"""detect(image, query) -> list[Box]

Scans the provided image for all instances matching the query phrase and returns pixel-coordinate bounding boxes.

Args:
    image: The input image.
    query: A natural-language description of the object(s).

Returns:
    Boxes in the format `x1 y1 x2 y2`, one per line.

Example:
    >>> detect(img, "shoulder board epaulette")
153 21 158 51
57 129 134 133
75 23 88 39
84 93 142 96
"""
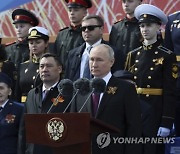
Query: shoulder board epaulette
59 27 69 32
157 46 172 54
21 60 30 64
114 19 123 24
5 41 16 46
129 46 142 53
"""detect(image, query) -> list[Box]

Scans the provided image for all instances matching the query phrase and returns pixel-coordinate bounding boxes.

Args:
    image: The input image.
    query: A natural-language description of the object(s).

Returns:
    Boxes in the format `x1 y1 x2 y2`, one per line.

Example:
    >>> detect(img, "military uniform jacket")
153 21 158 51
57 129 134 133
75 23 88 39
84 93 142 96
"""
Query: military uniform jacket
71 76 142 154
109 17 142 61
125 41 178 130
16 60 42 102
0 100 24 154
5 39 30 69
53 26 85 67
65 40 124 81
164 11 180 55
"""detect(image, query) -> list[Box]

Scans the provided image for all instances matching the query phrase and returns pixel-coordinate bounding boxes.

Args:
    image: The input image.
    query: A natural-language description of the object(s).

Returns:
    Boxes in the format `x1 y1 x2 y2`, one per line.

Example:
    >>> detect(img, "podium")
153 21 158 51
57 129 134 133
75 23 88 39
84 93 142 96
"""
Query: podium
25 113 120 154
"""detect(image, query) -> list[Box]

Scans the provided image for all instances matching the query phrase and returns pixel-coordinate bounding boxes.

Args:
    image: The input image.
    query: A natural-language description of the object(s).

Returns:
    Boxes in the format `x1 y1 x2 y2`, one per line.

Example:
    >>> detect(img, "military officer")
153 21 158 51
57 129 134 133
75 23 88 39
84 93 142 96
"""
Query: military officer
0 72 24 154
5 8 39 70
125 4 178 154
16 26 49 103
109 0 143 66
53 0 92 78
164 11 180 136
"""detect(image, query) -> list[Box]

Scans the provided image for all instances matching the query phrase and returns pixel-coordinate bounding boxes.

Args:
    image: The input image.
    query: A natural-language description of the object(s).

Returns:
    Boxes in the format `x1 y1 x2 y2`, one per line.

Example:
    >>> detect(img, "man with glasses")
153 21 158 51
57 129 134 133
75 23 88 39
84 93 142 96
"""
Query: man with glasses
65 15 123 81
53 0 92 78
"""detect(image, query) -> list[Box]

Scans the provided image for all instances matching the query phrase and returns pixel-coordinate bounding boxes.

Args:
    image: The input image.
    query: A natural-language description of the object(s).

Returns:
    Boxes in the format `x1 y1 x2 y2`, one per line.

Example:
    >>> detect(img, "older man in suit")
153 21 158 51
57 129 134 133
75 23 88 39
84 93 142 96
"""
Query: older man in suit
71 44 142 154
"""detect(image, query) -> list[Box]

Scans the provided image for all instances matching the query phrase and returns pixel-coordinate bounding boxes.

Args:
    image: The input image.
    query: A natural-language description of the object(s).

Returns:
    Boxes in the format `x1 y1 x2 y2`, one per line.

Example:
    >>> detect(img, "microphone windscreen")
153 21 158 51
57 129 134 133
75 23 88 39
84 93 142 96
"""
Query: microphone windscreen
73 78 90 95
90 78 106 93
57 79 74 96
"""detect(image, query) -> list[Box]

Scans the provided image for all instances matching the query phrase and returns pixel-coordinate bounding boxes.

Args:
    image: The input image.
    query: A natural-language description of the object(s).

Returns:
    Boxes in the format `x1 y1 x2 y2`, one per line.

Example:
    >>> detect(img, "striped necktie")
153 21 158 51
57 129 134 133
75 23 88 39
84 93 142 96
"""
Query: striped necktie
83 46 92 79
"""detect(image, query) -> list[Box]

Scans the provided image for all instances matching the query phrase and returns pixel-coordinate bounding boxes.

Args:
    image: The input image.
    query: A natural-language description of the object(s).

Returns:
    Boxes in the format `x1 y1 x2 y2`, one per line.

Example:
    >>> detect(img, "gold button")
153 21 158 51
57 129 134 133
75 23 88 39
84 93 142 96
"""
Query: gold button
137 88 143 94
31 85 34 88
155 51 158 54
148 76 151 79
134 68 138 71
150 67 154 71
146 94 149 97
137 52 140 55
134 76 137 79
147 85 150 88
135 60 139 63
36 69 39 73
153 59 156 62
33 76 35 80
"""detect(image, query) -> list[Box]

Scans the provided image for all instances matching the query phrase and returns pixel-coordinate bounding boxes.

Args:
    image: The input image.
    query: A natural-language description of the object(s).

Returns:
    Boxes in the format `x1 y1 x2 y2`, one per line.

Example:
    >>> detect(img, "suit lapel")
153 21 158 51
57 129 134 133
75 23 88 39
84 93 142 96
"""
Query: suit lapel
96 77 118 117
73 43 86 75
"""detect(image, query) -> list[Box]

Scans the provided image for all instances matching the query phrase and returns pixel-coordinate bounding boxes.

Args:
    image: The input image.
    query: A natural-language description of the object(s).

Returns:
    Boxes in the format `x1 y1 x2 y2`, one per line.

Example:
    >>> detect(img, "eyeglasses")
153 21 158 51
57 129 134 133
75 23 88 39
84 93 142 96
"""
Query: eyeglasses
81 25 102 31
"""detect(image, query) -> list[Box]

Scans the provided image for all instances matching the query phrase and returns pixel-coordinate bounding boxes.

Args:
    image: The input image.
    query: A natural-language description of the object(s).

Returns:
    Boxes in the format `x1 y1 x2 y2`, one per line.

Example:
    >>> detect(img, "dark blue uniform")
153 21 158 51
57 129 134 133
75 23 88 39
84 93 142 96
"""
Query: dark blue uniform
125 41 177 134
164 11 180 136
0 100 24 154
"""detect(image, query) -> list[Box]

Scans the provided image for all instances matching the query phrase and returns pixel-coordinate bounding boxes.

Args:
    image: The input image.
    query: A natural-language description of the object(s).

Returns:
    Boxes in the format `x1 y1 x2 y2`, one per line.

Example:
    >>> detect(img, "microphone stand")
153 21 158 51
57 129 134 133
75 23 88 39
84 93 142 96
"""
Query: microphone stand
78 89 94 113
63 89 79 113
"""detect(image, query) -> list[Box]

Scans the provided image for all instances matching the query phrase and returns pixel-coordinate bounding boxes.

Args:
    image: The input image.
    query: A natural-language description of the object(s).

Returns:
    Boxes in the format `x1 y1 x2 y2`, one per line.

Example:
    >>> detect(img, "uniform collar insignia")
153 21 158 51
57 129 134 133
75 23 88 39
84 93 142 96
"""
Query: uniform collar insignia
107 86 117 95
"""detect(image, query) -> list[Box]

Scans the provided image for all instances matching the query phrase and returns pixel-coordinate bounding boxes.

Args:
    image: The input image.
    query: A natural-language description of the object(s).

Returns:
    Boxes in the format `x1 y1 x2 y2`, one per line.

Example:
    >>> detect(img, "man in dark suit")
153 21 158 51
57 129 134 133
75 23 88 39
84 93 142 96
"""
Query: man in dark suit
71 44 142 154
65 15 124 81
53 0 92 78
20 53 72 154
0 72 24 154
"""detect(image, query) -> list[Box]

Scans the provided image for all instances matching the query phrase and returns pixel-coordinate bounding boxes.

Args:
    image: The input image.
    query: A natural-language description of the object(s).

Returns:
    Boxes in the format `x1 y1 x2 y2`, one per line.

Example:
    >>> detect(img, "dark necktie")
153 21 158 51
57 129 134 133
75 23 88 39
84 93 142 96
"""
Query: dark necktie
42 89 49 101
83 46 92 79
92 93 100 116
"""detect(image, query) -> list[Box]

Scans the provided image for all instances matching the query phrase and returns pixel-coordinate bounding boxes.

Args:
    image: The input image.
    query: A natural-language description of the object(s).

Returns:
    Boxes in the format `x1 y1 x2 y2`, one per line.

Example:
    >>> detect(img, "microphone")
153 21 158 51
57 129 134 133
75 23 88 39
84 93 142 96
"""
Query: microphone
78 78 106 113
47 79 73 113
63 78 90 113
90 78 106 94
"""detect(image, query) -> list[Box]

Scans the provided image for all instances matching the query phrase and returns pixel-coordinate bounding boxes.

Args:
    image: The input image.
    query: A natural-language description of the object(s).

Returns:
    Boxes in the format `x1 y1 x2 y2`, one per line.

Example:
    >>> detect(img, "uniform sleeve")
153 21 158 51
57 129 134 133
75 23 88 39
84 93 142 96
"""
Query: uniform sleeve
164 16 174 52
161 53 178 128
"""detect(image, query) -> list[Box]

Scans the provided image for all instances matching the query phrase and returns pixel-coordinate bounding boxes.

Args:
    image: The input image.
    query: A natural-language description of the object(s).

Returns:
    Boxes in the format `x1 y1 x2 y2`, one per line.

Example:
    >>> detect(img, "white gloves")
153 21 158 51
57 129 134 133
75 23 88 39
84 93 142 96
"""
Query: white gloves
157 127 170 137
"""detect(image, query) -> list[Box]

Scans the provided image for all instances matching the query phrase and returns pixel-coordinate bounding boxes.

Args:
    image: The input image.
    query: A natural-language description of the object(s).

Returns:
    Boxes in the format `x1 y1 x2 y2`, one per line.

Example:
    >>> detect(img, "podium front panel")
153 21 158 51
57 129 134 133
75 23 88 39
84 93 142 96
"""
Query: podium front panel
25 113 90 147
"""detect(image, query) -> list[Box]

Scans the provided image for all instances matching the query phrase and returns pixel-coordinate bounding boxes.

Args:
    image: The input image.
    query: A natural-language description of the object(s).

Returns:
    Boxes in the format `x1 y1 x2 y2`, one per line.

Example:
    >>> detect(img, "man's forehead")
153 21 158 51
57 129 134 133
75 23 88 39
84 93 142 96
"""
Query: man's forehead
40 57 55 64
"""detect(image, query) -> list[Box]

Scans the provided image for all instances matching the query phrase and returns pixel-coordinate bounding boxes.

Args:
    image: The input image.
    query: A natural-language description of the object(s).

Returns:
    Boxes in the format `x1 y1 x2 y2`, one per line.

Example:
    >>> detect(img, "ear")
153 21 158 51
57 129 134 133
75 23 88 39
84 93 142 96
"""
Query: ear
58 65 62 74
8 88 12 96
110 58 115 67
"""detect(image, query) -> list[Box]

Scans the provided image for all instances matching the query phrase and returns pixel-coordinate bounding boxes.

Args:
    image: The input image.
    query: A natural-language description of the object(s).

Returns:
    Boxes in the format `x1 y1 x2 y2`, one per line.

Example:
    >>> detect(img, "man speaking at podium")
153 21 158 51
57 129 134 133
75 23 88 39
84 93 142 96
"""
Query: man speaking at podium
19 53 73 154
70 44 142 154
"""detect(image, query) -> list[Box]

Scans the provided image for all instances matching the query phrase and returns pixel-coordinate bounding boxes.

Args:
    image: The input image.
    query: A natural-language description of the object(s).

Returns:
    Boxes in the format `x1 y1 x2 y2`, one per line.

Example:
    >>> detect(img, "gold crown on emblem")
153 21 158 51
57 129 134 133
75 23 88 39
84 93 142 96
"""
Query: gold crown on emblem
72 0 76 2
30 30 38 36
